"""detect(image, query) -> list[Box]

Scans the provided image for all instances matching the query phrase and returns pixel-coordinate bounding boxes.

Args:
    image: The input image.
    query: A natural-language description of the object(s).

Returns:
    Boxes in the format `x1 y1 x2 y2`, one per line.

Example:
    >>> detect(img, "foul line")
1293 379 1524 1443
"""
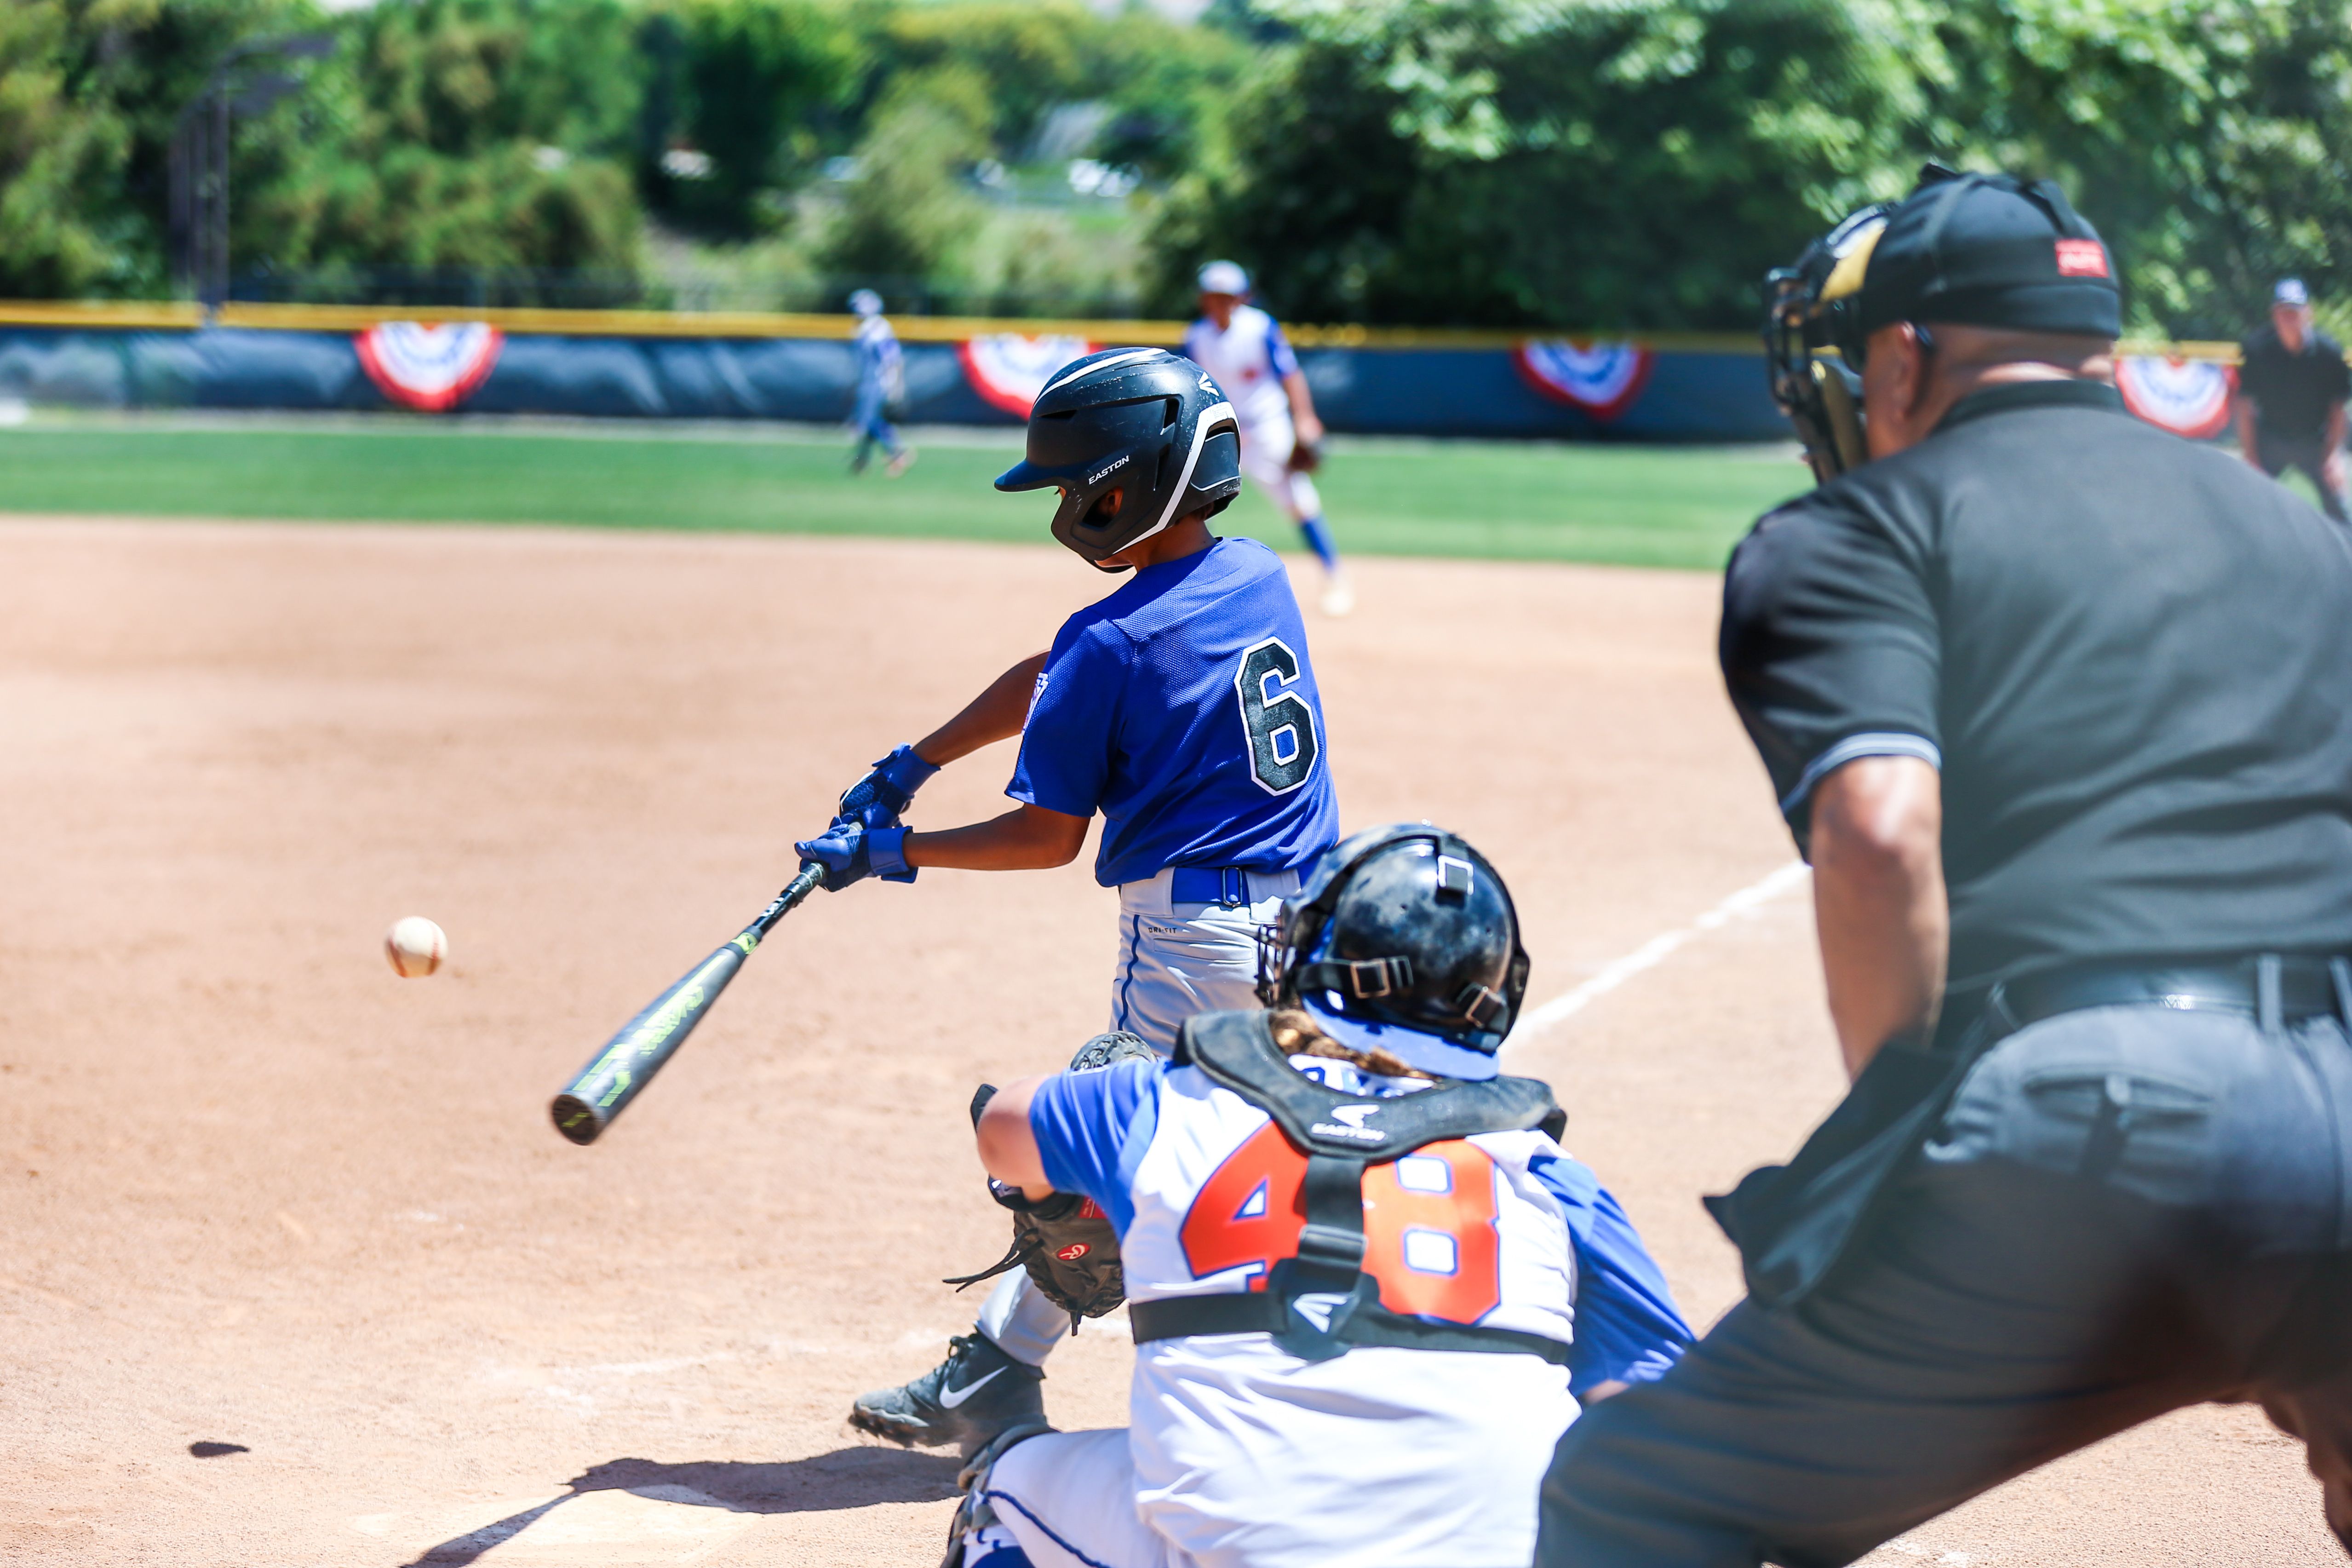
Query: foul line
1504 861 1811 1051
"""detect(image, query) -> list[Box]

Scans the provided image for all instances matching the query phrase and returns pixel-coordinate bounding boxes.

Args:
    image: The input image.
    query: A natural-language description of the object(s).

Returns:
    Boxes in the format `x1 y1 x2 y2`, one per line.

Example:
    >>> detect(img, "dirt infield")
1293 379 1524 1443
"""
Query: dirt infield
0 517 2334 1566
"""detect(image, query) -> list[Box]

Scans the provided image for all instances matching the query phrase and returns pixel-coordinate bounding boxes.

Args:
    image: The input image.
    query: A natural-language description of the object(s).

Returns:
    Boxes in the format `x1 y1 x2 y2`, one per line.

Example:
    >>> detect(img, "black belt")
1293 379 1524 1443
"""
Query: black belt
1129 1292 1572 1366
1996 954 2352 1034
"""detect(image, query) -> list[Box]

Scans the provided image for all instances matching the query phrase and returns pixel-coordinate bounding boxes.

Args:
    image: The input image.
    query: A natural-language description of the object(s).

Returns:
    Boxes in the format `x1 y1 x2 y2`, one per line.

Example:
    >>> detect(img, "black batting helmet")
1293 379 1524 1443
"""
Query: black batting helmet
1257 824 1531 1080
995 348 1242 569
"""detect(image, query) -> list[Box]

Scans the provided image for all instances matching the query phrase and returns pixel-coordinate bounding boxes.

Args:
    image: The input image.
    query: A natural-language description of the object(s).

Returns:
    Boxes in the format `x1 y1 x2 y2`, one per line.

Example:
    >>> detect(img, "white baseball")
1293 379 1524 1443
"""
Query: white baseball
384 916 447 978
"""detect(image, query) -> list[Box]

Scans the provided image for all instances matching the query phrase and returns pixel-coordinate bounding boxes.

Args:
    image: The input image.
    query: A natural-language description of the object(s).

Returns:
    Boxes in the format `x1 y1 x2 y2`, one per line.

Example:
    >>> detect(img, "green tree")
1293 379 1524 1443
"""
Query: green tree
1928 0 2352 338
239 0 649 300
1088 10 1251 183
649 0 858 238
872 1 1095 155
1151 0 1939 327
1158 0 2352 334
0 1 130 297
0 0 320 299
815 68 990 299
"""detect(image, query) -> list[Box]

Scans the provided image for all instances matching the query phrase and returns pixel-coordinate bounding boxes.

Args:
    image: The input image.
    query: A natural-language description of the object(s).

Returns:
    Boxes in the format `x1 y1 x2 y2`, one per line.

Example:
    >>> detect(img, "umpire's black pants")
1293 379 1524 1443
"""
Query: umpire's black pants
2259 431 2350 523
1537 1001 2352 1566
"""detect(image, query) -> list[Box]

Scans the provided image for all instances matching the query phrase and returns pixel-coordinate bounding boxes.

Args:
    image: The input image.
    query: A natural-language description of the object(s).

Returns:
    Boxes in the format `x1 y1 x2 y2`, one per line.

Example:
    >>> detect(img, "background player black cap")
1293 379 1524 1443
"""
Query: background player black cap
1853 168 2122 340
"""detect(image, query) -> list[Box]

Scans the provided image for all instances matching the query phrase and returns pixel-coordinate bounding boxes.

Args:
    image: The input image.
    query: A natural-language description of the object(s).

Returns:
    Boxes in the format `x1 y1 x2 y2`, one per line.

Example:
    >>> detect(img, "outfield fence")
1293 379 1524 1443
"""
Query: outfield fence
0 301 2249 443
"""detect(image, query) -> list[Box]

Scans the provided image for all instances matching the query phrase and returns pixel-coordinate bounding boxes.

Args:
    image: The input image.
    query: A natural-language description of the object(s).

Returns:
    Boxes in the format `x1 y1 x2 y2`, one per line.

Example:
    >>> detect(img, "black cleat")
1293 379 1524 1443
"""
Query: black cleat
850 1332 1046 1459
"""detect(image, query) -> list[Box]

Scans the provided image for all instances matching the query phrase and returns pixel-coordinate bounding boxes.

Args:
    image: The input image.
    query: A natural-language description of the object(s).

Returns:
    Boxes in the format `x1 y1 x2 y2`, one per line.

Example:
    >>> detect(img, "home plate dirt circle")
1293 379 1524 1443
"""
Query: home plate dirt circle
0 517 2334 1566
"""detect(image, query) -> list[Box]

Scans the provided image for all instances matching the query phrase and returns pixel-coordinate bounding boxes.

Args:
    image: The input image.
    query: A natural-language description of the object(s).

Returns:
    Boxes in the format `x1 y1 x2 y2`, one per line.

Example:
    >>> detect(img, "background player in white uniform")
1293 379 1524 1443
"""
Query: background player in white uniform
848 288 913 477
793 348 1342 1453
1183 261 1352 617
947 827 1692 1568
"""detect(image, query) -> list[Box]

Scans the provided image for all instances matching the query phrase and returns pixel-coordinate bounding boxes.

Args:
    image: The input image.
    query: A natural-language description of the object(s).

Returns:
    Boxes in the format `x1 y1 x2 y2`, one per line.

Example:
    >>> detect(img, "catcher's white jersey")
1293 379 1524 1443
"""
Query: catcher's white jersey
1182 305 1299 432
1021 1054 1584 1568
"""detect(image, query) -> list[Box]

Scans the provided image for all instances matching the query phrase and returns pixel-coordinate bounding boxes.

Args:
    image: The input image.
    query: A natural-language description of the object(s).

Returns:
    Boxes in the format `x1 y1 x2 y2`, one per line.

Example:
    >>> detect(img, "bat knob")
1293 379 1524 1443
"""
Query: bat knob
550 1094 607 1146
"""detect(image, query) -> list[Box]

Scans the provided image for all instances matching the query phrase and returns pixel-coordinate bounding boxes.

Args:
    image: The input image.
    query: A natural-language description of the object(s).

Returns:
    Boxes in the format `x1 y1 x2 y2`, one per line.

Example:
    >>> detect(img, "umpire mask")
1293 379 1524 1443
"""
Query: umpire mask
1763 201 1893 482
1766 165 2123 484
1257 824 1531 1080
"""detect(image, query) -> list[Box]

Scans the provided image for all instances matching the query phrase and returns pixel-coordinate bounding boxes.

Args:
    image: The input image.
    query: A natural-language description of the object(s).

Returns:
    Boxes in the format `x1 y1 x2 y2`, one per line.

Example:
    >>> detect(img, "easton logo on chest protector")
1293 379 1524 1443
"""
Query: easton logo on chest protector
1312 1103 1387 1143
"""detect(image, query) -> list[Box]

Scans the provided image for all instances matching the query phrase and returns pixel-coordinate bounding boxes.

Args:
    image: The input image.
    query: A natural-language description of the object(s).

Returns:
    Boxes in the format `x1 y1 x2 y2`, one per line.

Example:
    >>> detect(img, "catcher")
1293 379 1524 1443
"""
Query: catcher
941 825 1692 1568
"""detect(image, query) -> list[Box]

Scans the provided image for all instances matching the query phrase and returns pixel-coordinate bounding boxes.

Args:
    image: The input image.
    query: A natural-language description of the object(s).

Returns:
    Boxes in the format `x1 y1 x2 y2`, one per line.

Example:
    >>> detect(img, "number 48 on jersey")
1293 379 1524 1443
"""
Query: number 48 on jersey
1179 1121 1504 1323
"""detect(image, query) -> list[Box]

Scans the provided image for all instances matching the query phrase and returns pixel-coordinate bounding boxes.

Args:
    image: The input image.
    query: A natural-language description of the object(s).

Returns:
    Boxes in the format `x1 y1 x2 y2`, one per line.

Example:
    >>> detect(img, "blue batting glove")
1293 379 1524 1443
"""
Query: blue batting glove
838 743 940 831
795 820 914 890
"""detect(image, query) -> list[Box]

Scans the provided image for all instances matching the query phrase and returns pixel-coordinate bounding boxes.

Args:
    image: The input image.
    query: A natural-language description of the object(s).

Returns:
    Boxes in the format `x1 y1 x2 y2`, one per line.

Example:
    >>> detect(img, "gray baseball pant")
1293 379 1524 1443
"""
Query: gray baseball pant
1538 1000 2352 1566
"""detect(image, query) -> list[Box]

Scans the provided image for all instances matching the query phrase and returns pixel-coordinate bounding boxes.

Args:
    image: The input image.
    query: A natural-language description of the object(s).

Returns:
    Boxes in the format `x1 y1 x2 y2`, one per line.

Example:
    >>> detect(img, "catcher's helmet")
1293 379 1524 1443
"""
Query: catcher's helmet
1257 824 1531 1080
995 348 1241 570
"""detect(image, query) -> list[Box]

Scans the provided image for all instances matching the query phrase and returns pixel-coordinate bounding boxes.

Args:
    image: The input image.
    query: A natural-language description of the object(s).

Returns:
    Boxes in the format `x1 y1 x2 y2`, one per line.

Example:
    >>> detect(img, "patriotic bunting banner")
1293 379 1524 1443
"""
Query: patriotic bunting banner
958 334 1098 417
1512 340 1657 422
355 322 505 413
2114 354 2237 440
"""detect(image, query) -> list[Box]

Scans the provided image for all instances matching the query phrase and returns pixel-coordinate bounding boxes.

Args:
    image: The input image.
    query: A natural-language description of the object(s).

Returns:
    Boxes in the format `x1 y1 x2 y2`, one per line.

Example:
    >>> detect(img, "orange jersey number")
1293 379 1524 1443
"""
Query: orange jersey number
1178 1121 1503 1323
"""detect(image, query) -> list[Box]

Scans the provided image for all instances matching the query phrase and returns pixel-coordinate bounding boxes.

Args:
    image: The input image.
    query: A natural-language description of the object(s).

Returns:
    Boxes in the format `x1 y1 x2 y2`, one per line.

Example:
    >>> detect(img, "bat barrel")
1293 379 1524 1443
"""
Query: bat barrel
549 941 748 1143
548 864 825 1146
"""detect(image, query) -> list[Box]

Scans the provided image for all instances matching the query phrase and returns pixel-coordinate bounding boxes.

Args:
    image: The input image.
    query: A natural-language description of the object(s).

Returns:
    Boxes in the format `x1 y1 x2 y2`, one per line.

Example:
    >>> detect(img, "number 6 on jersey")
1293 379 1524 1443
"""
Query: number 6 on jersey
1236 637 1320 794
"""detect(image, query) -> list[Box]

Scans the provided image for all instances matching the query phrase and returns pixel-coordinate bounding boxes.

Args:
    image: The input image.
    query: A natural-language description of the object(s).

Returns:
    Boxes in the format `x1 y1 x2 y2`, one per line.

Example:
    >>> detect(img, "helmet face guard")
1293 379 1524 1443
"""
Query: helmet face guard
997 348 1244 570
1762 203 1889 484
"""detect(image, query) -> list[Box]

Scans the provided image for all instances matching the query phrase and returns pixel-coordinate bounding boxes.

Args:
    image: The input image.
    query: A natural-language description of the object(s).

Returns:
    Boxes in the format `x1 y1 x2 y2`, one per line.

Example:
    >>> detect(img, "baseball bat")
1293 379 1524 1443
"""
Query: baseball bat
550 861 826 1145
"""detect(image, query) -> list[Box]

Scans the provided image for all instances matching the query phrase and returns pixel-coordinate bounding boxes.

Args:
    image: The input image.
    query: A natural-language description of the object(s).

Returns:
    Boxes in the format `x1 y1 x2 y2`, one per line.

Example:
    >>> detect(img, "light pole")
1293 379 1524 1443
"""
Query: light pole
169 32 336 317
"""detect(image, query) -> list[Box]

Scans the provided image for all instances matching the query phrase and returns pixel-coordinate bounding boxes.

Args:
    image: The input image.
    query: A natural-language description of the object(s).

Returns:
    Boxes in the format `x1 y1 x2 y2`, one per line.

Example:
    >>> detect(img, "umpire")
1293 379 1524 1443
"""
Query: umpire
1538 168 2352 1563
2238 278 2351 524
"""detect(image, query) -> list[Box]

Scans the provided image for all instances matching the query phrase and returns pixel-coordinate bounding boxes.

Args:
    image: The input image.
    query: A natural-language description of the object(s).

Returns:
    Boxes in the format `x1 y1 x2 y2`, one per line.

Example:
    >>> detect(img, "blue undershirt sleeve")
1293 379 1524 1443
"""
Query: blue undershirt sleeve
1007 626 1120 819
1027 1058 1163 1236
1531 1152 1695 1396
1266 321 1300 380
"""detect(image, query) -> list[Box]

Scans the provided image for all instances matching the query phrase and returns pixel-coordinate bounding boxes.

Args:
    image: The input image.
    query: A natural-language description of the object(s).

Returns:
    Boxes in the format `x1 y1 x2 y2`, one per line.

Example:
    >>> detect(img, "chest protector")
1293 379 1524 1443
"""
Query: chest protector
1128 1011 1572 1365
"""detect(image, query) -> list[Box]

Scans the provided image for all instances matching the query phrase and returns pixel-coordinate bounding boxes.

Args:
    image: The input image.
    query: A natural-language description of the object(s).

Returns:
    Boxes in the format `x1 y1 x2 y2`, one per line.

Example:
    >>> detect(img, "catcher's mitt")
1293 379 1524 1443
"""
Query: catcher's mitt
944 1184 1125 1324
1287 435 1323 474
945 1033 1154 1325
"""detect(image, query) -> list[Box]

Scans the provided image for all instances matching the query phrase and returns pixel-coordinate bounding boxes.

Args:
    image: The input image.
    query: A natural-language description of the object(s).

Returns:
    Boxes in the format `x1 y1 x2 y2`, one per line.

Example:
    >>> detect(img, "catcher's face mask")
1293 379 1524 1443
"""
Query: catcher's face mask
1762 203 1890 483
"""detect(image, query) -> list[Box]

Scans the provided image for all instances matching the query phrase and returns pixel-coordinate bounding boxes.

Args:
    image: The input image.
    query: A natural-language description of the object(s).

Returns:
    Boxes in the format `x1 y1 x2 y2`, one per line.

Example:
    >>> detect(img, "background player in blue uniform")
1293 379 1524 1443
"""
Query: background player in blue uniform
847 288 913 477
793 348 1341 1453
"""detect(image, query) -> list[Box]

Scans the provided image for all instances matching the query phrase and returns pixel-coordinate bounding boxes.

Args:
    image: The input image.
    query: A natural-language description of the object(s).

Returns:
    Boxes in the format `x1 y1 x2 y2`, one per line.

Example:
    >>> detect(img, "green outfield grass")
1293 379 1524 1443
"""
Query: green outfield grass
0 417 1808 570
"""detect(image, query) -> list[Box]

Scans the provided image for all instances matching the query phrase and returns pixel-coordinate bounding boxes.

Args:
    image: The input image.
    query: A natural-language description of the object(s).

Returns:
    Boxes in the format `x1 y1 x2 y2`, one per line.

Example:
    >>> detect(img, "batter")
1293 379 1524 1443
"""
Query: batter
795 347 1341 1452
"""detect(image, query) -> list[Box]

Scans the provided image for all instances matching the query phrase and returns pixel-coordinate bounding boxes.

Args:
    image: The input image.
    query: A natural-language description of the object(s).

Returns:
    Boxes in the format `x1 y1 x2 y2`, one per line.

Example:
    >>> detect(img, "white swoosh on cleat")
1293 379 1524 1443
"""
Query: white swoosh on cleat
938 1367 1005 1408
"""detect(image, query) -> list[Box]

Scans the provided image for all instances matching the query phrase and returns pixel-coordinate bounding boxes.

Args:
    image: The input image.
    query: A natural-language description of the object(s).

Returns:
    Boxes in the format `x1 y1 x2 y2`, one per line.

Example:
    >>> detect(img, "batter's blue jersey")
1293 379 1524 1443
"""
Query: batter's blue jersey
1010 536 1339 887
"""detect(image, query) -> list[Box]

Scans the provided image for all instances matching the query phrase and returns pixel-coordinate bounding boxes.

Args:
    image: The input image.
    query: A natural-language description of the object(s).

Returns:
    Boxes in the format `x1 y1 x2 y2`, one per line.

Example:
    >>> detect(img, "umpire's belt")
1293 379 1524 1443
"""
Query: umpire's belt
1129 865 1303 913
1999 953 2352 1034
1712 949 2352 1310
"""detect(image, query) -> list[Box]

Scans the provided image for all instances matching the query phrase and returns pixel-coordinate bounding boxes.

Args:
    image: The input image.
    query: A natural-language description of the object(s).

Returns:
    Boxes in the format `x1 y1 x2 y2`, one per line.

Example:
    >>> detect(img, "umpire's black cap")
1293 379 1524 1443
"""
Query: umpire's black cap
1853 169 2122 339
